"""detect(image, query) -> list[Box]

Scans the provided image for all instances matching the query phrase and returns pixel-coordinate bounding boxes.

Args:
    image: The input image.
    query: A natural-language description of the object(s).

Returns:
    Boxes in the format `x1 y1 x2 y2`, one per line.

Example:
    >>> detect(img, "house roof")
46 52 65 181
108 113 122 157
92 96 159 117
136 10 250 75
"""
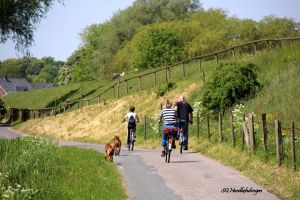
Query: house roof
0 77 32 93
31 83 53 89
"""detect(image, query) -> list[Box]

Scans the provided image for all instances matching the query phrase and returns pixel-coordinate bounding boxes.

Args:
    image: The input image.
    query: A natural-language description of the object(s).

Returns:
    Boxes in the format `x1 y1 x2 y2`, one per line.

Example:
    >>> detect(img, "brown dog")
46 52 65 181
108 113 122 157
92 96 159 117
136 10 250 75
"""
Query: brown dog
104 143 114 162
113 135 121 156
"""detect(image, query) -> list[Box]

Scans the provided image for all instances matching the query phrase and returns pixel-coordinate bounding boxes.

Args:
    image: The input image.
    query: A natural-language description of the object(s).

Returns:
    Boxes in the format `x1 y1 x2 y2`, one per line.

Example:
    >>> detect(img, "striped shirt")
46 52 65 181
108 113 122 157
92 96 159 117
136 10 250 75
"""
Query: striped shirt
160 108 177 125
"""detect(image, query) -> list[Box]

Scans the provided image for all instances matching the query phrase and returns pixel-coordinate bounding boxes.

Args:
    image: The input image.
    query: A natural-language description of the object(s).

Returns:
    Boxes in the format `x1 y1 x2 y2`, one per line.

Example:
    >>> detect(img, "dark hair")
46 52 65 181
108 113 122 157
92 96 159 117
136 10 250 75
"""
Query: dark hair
130 106 135 112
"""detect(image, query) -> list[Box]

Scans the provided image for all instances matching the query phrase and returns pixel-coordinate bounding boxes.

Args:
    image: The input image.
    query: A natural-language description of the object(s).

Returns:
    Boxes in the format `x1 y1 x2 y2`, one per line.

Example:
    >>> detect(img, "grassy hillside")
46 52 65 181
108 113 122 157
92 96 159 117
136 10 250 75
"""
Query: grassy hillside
2 79 112 109
14 42 300 199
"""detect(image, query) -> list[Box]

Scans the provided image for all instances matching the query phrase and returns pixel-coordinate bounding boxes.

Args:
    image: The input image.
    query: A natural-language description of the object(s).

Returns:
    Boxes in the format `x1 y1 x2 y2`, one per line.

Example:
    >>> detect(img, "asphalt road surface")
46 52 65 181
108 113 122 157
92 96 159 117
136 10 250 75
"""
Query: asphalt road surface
0 126 279 200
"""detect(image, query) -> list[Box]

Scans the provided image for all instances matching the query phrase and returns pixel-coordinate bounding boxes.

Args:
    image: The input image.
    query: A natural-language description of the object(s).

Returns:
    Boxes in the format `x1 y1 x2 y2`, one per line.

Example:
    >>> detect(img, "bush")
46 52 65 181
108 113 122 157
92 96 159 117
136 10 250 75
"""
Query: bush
156 81 176 97
200 62 261 113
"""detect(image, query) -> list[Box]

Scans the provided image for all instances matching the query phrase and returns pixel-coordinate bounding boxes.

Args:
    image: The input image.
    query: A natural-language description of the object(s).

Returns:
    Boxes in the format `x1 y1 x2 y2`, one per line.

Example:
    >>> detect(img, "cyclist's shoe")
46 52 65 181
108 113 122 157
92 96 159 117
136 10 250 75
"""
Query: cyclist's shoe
127 145 130 149
183 145 188 150
161 151 166 157
172 140 176 149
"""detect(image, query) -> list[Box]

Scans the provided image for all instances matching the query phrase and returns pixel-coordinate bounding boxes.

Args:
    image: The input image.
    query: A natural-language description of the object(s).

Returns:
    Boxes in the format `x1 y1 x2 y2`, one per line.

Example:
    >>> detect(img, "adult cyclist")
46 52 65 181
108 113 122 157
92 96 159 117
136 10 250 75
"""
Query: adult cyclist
123 105 139 148
175 95 193 150
160 100 178 157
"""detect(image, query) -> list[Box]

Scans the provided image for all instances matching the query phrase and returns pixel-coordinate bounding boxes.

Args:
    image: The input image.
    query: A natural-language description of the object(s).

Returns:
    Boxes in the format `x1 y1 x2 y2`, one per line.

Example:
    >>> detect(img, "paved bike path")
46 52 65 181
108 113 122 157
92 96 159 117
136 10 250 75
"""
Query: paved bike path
0 126 279 200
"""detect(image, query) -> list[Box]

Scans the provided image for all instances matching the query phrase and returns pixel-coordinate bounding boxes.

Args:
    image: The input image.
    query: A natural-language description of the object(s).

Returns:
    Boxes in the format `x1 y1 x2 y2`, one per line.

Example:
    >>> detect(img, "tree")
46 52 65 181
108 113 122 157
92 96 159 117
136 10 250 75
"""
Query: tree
134 28 183 69
0 0 62 51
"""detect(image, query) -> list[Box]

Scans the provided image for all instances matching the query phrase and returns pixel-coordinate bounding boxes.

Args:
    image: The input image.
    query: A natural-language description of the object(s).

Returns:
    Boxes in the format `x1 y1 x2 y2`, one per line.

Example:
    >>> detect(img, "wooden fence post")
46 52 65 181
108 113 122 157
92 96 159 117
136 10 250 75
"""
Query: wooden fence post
18 109 22 122
198 59 201 74
167 64 170 80
242 113 245 147
54 98 57 117
112 86 115 98
139 76 142 91
249 113 255 152
126 80 129 95
262 113 268 150
117 77 120 99
215 54 218 63
197 112 200 140
165 65 168 83
252 42 257 54
219 113 223 142
144 115 147 140
275 120 283 166
153 72 157 86
231 112 235 147
182 61 186 77
291 122 296 170
232 49 235 59
206 114 210 140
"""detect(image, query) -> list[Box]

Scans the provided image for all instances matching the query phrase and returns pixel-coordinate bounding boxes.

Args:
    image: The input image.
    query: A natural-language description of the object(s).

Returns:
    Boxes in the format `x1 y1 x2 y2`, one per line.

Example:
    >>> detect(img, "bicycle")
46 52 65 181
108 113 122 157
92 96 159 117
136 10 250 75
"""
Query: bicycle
128 127 135 151
163 127 178 163
179 127 184 154
178 121 187 154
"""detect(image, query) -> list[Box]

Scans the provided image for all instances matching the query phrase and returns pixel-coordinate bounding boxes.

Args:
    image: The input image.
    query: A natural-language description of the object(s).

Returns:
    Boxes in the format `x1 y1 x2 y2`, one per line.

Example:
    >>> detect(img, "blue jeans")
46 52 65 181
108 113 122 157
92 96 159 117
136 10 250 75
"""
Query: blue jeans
161 124 178 147
179 119 189 146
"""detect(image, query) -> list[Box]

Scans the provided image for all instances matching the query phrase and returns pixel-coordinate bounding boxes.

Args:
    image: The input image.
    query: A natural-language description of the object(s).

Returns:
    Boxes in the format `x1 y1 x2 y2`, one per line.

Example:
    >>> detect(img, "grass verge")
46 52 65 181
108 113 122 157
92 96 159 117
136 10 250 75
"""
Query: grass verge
0 137 127 200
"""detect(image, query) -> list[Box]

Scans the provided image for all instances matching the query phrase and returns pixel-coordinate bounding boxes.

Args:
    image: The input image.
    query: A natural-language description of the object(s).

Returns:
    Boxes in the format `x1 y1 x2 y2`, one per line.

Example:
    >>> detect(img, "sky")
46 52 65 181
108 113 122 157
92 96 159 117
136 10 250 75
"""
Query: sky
0 0 299 62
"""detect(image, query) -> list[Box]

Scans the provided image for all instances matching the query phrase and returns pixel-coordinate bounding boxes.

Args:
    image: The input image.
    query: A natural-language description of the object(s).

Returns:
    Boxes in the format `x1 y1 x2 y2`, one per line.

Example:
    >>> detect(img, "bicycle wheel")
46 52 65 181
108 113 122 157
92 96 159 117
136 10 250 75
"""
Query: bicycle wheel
167 138 172 163
128 129 131 151
164 145 169 163
167 149 171 163
130 129 135 151
179 129 184 154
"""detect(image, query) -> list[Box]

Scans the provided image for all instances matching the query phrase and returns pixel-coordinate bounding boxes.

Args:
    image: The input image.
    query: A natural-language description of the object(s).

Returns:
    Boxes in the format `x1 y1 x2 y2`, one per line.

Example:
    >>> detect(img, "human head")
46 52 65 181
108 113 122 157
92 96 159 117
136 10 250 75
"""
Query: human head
129 105 135 112
178 95 185 102
165 100 172 108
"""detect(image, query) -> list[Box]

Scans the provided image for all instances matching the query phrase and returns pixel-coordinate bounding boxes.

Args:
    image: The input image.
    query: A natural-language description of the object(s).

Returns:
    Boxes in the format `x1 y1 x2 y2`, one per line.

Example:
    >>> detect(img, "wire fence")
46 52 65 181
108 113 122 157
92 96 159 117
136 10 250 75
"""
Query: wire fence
136 111 298 171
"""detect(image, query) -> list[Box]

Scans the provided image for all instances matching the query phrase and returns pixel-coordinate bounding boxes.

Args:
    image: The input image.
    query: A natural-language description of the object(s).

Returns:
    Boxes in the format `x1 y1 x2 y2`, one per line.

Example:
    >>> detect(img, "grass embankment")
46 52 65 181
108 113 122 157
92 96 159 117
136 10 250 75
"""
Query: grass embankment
14 43 300 199
0 137 127 200
2 80 111 109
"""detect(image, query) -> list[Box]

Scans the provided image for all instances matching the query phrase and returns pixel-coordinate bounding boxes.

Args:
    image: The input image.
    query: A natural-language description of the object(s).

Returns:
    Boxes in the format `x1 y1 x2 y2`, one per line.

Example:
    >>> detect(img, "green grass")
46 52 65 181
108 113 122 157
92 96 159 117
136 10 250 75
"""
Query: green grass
2 80 111 109
0 137 127 200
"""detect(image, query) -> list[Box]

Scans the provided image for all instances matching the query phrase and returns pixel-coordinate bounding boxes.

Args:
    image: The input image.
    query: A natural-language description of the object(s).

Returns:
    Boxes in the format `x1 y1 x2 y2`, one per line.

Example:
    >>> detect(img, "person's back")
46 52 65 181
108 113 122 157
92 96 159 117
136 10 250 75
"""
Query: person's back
160 100 177 157
175 101 193 121
161 107 177 125
123 106 139 148
175 95 193 150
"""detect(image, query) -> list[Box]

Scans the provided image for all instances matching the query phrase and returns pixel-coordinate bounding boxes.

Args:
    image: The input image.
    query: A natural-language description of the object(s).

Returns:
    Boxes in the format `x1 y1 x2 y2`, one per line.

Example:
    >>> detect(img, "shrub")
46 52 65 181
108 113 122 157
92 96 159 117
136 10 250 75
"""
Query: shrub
200 62 261 113
156 81 176 97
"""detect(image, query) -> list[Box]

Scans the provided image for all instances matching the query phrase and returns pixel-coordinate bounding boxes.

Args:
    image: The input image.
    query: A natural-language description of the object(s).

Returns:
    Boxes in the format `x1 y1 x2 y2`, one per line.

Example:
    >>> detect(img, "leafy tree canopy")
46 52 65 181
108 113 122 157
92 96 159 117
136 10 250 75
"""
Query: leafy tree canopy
0 0 62 51
134 28 183 68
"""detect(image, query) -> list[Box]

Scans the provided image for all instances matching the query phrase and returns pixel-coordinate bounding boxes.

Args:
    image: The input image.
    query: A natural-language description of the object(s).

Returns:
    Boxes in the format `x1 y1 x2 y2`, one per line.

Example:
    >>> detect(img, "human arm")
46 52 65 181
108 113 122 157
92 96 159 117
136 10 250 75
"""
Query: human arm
122 113 128 123
189 112 193 124
188 103 193 124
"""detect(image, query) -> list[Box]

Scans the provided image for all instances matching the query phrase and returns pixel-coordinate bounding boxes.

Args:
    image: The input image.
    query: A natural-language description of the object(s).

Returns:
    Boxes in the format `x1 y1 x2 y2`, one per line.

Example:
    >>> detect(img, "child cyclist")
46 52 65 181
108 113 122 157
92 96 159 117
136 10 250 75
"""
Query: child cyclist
123 105 139 148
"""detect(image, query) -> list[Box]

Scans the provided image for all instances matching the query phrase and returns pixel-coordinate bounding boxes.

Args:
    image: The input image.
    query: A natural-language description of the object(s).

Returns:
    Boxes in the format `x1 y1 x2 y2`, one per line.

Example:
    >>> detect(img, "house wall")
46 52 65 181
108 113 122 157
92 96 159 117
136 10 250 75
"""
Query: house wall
0 87 6 97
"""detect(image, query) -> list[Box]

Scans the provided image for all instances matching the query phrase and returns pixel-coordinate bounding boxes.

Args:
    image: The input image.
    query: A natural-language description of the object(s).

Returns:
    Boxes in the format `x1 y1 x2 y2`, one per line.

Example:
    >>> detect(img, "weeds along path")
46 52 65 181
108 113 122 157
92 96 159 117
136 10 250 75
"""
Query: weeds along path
1 126 279 200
